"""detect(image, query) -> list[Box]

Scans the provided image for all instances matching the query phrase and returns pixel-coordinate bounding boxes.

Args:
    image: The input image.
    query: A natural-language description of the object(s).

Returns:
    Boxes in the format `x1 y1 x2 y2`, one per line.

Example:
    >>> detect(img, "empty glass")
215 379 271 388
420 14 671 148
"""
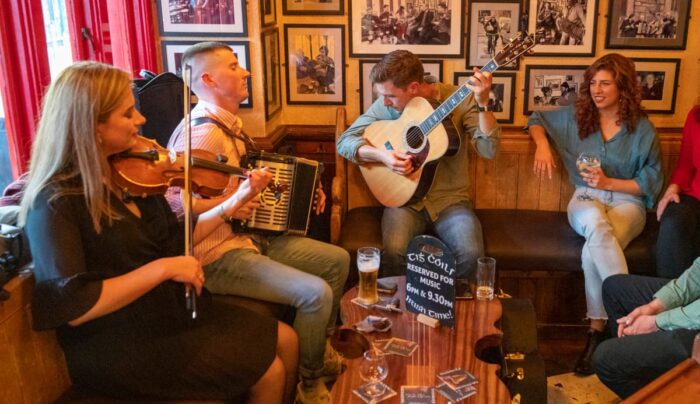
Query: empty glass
358 349 388 398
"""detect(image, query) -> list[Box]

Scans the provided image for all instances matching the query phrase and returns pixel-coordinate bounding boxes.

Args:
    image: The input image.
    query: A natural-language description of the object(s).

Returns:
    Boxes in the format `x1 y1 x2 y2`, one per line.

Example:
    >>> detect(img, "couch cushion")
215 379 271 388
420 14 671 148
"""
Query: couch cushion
338 207 658 277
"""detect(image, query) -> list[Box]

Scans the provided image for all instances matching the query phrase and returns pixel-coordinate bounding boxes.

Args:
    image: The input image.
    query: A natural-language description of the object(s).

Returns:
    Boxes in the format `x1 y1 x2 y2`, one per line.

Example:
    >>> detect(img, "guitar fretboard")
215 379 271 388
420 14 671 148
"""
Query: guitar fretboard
418 59 499 135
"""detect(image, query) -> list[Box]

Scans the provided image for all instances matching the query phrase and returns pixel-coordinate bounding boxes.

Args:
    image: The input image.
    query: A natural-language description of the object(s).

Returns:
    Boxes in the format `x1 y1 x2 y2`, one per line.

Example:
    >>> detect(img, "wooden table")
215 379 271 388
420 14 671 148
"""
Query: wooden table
330 276 511 403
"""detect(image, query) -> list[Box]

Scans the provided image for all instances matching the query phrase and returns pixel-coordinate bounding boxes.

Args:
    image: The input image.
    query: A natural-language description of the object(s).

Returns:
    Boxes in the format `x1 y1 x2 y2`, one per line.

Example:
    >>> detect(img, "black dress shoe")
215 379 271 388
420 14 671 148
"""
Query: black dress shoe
574 329 607 376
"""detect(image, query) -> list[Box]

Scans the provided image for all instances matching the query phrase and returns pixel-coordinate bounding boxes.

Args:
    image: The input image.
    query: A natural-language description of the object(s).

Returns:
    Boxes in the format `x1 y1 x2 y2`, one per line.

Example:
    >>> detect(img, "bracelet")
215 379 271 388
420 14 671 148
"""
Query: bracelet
218 205 234 223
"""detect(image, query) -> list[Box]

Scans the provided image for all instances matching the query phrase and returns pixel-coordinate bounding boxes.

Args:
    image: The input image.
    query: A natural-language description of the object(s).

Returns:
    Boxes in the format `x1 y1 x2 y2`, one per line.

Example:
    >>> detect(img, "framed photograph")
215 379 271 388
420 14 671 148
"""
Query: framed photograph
283 0 344 15
467 1 521 69
633 58 681 114
523 64 587 114
528 0 598 56
605 0 691 50
454 72 516 123
284 24 345 105
262 29 282 120
156 0 247 37
359 59 443 113
261 0 277 27
161 40 252 108
349 0 464 58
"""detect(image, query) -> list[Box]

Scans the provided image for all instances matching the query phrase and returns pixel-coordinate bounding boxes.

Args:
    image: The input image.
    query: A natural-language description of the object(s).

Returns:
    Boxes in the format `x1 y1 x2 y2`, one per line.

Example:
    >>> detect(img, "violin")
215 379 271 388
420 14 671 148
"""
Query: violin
109 135 248 200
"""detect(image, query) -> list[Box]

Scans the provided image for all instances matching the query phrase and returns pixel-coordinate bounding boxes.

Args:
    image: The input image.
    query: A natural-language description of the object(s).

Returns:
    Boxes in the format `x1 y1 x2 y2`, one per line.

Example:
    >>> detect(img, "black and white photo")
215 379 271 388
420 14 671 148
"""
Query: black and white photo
262 28 282 120
524 65 586 114
350 0 464 57
606 0 691 49
156 0 247 36
283 0 344 15
467 1 520 69
528 0 598 56
284 24 345 105
632 58 681 114
454 71 516 122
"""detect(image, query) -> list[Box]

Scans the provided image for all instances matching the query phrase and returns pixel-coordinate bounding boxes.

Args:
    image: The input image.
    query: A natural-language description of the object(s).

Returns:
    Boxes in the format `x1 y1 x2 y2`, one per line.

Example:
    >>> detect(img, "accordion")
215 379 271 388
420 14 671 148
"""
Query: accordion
236 152 320 236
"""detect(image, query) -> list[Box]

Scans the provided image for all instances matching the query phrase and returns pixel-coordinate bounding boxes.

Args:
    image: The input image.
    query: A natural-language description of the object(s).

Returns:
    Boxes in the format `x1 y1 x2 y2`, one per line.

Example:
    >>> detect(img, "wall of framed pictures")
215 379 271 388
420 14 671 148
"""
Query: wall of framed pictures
154 1 700 137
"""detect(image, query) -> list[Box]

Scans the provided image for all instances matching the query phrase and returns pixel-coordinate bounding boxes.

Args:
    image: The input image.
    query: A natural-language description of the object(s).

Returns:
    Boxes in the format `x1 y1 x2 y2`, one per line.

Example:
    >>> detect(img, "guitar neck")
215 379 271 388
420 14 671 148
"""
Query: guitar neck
419 59 499 135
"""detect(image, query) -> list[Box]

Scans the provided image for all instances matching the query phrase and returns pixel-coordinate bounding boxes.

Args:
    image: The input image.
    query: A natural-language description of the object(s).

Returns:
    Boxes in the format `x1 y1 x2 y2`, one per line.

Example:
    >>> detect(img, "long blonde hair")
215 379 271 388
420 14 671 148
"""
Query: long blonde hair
19 62 132 232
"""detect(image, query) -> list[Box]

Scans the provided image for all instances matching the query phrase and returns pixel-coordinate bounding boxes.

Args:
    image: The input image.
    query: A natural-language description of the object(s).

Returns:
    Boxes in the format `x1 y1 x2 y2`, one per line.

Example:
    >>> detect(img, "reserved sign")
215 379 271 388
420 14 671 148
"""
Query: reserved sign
405 235 456 328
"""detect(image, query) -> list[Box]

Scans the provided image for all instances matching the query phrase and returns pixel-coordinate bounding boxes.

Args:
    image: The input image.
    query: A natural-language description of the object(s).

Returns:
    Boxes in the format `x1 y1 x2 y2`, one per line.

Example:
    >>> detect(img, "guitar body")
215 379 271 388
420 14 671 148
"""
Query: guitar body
359 97 460 207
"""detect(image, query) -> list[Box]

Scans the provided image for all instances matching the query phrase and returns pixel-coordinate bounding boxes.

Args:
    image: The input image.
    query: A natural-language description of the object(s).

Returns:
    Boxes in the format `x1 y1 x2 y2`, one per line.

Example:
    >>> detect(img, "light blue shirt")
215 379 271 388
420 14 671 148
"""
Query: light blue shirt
527 106 663 208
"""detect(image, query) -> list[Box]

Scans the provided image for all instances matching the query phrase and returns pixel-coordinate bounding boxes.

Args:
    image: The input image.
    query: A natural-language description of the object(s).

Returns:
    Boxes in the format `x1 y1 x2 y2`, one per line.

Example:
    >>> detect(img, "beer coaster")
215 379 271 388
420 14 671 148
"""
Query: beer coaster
436 368 478 390
383 337 418 357
400 386 435 404
353 382 396 403
435 383 476 402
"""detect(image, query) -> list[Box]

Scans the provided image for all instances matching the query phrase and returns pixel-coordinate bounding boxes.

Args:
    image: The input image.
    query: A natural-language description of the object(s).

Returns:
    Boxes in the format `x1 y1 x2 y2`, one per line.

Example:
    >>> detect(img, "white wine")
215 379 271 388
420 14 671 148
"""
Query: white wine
476 285 494 301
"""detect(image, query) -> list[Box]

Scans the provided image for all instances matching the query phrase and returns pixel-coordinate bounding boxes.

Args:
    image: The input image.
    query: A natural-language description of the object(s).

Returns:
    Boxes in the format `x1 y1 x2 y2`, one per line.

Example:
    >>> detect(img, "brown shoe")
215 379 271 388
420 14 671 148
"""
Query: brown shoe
574 329 607 376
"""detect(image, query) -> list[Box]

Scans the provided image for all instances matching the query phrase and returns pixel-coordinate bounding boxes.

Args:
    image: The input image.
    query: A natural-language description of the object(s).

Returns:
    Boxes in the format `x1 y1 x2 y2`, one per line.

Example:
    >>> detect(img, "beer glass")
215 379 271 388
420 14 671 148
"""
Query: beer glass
357 247 380 305
476 257 496 301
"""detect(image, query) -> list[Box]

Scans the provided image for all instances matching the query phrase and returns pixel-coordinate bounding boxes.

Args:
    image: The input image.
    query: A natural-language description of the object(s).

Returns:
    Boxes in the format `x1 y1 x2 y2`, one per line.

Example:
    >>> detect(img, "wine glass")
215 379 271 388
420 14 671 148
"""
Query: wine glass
576 152 601 201
358 349 388 398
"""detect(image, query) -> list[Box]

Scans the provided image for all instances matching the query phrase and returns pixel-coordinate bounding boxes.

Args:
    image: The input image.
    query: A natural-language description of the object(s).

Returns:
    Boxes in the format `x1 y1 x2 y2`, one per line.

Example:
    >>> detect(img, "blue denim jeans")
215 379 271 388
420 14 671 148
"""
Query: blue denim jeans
381 202 484 280
203 235 349 380
567 187 646 320
593 274 698 398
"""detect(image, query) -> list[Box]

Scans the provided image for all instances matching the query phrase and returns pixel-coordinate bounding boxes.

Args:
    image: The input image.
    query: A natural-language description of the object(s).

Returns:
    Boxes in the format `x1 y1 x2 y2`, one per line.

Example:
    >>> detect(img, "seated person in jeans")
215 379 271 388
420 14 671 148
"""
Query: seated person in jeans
593 257 700 398
167 42 350 404
529 53 663 376
655 105 700 278
336 50 500 280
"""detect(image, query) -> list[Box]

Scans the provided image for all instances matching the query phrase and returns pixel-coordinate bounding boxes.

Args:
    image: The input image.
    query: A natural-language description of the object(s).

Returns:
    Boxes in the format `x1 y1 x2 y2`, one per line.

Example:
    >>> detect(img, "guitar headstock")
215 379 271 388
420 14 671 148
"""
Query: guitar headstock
493 32 536 68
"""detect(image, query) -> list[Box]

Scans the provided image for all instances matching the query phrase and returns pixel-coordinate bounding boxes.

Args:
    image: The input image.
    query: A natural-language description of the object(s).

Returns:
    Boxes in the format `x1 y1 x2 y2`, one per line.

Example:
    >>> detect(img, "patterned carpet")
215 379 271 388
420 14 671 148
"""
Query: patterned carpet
547 373 620 404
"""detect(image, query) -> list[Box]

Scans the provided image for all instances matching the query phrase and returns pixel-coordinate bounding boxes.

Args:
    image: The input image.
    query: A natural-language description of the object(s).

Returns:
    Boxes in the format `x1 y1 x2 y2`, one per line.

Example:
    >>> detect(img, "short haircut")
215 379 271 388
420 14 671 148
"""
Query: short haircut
369 50 424 89
182 41 232 69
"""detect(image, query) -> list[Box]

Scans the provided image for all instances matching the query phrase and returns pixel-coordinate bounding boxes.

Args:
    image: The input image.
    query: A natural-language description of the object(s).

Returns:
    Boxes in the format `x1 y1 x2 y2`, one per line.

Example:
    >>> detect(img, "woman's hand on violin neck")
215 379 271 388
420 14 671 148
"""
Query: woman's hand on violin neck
159 256 205 296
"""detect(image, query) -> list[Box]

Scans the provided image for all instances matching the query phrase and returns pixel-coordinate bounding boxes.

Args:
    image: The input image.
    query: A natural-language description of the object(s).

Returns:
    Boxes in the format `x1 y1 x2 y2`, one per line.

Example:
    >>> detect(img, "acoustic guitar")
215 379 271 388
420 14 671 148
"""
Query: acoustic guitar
359 33 536 208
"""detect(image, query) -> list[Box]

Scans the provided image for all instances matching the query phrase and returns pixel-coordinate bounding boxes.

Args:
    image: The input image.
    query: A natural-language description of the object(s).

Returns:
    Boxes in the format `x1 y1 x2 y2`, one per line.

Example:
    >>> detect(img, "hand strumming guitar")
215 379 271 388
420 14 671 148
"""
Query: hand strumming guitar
380 149 416 176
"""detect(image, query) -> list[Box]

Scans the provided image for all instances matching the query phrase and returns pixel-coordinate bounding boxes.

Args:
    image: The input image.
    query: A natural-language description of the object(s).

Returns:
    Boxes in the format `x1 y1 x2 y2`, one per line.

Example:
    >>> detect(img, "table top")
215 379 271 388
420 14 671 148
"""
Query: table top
330 276 511 404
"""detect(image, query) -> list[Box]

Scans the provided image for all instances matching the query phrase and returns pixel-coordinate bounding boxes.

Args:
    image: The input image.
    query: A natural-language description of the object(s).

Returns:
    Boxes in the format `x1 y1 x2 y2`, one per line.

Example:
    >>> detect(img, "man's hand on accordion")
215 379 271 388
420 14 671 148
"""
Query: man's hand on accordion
237 167 273 203
314 183 326 215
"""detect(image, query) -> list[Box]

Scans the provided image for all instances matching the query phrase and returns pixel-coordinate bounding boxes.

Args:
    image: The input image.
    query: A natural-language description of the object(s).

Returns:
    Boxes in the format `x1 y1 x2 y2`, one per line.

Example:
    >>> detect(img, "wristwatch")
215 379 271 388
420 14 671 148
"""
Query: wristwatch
476 104 494 112
218 205 234 223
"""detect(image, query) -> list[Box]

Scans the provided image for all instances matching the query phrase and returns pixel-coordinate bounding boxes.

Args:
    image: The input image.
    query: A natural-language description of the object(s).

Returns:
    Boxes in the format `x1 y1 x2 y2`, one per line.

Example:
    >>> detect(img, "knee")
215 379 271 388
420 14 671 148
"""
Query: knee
302 278 333 311
278 322 298 352
602 274 628 301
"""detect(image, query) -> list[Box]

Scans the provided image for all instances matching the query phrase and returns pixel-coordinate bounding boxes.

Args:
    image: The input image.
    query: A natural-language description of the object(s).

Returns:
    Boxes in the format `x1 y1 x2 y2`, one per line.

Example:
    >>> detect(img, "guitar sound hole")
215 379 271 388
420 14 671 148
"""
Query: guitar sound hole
406 126 424 149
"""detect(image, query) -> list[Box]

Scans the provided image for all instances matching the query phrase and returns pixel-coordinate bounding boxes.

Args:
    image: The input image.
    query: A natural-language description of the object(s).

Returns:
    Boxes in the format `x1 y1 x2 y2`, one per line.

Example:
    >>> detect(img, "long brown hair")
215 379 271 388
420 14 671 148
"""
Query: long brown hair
575 53 645 139
19 62 132 232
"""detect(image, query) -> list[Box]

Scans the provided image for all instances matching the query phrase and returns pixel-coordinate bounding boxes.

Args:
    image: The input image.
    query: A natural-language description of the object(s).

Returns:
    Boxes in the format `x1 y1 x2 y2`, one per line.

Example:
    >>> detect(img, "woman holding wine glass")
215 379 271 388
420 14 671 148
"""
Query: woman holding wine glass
527 53 663 376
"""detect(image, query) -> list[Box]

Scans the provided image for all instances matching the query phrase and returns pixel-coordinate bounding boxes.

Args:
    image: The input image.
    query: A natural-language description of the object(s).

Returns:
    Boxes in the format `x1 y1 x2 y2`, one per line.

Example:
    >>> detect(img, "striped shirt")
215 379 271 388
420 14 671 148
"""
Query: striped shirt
166 100 256 266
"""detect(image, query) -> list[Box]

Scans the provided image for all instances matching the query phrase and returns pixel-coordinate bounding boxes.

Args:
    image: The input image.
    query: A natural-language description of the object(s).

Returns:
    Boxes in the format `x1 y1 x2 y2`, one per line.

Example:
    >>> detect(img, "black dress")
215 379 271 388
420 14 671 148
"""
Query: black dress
27 184 277 400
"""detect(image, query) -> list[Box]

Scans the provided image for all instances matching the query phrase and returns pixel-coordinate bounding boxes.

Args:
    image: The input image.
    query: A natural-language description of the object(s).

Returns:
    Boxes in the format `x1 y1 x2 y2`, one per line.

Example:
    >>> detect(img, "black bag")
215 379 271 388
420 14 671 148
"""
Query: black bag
0 224 30 300
133 70 185 147
499 298 547 404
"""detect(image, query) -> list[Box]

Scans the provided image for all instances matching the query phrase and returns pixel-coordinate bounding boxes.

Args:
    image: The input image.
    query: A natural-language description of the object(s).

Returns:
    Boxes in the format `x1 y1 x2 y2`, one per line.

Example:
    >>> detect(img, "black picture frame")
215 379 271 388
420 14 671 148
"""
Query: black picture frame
528 0 598 56
466 0 521 70
284 24 346 105
155 0 247 37
523 64 587 115
349 0 465 58
161 40 252 108
359 59 443 113
261 0 277 27
454 71 516 123
605 0 691 50
262 28 282 120
283 0 344 16
633 58 681 114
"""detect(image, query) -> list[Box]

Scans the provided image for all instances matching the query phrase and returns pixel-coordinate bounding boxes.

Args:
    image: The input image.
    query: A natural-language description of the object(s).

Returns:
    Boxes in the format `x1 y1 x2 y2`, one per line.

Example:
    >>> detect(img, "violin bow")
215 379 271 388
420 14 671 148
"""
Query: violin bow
182 64 197 320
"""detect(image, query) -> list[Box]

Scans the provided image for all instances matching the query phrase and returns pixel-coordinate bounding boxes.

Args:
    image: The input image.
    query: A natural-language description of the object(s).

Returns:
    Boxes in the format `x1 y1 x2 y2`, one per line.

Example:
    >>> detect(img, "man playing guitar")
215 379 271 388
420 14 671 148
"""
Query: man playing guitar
336 50 501 280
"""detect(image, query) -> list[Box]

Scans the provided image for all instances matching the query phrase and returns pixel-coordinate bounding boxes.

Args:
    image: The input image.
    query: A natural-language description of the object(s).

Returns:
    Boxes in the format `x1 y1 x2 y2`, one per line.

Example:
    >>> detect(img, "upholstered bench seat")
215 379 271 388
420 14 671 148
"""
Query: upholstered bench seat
338 207 658 277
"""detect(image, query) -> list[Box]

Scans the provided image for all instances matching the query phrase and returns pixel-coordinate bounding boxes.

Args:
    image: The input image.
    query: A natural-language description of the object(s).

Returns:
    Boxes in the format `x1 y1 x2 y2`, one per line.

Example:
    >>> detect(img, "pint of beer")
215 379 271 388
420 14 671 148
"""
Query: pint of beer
357 247 380 305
